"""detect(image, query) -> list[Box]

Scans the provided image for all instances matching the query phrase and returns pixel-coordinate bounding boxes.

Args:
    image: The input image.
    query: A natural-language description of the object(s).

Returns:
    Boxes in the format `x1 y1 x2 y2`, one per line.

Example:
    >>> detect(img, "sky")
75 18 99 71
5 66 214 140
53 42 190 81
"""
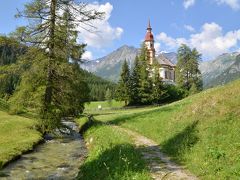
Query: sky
1 0 240 61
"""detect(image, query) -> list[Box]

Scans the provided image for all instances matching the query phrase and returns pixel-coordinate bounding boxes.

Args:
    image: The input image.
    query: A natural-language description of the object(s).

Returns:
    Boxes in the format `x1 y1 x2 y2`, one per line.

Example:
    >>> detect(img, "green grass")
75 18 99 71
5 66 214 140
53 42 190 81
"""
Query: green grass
0 100 42 169
85 100 125 111
76 120 150 180
0 98 9 111
93 80 240 179
75 116 89 130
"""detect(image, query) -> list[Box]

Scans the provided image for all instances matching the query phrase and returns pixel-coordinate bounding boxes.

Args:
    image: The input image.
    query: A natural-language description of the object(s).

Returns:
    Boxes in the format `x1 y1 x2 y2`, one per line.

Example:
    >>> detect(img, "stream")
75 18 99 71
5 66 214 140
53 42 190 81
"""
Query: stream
0 121 87 180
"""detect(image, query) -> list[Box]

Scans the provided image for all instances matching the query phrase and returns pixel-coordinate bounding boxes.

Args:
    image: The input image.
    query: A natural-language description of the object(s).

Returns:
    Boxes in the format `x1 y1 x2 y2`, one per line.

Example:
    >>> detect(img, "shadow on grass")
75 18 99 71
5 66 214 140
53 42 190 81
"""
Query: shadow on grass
161 120 199 164
77 143 149 180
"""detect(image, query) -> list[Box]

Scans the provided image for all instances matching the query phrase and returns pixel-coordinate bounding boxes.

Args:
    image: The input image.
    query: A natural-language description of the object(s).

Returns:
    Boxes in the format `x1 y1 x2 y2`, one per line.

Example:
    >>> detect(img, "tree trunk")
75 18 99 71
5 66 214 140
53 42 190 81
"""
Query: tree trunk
43 0 56 115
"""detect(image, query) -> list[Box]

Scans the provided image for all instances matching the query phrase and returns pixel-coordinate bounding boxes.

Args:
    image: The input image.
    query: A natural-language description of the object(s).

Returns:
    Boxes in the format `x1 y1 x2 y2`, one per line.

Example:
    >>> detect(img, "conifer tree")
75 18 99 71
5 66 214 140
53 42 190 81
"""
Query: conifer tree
151 63 165 104
116 60 130 106
176 44 202 93
11 0 103 130
138 43 152 105
129 56 141 105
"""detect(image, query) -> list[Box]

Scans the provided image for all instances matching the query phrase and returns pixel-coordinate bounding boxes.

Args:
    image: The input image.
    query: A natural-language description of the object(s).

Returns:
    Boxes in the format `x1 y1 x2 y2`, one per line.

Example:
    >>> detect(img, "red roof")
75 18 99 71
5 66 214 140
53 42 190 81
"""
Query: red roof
145 19 154 41
145 32 154 41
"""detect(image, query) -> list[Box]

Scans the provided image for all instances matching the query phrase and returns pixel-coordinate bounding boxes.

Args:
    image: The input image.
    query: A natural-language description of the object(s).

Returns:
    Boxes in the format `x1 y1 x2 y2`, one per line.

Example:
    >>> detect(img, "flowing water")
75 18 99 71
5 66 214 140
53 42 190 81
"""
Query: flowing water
0 121 87 180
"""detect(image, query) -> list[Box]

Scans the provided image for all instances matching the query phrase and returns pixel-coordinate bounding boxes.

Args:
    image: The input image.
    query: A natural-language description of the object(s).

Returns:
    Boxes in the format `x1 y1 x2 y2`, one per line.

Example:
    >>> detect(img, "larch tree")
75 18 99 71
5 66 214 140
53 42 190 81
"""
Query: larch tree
11 0 104 131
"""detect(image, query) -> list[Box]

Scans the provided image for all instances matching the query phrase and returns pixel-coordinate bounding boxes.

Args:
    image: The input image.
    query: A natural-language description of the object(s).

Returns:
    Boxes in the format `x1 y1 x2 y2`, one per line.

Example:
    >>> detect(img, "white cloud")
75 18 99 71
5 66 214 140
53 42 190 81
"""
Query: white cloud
77 2 123 48
184 25 195 32
156 32 187 49
155 42 161 54
156 22 240 59
183 0 196 9
82 51 93 60
215 0 240 10
183 0 240 10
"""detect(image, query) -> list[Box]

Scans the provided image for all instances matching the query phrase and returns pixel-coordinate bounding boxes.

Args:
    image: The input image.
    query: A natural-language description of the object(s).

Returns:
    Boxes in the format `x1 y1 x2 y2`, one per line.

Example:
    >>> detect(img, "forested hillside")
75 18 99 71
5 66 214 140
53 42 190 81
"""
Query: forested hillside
82 70 116 101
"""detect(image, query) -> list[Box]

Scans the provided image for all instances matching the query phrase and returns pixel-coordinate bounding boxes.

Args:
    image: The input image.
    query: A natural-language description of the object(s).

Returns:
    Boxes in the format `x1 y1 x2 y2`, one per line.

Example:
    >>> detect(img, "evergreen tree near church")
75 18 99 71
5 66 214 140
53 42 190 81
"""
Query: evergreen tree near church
138 43 153 105
151 62 166 104
128 43 166 105
176 44 203 93
129 56 141 105
116 60 130 106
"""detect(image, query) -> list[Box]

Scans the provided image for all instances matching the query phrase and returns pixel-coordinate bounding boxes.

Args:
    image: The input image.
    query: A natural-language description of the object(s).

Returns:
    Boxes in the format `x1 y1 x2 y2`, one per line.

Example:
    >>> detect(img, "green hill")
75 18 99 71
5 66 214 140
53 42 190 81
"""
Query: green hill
94 79 240 179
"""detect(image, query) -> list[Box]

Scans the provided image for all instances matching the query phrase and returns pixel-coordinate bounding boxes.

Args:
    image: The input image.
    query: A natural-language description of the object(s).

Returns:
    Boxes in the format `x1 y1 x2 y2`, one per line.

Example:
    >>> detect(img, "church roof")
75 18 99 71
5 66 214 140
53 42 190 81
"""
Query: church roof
145 32 154 41
145 20 154 41
156 54 176 67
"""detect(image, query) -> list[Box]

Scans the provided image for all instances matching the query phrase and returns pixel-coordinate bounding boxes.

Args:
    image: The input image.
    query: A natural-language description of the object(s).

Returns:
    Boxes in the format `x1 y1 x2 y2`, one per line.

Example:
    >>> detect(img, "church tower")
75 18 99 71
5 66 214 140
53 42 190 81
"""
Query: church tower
144 20 155 65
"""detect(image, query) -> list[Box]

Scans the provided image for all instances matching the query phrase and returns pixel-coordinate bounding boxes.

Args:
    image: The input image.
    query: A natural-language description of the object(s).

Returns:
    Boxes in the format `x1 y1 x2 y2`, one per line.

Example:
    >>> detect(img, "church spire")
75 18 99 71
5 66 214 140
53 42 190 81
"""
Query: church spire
147 19 152 31
144 19 155 65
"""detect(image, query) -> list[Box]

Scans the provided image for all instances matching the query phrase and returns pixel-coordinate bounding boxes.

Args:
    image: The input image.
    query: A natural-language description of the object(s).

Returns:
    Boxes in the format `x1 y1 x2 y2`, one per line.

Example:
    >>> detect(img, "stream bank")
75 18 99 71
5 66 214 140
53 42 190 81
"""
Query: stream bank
0 120 87 179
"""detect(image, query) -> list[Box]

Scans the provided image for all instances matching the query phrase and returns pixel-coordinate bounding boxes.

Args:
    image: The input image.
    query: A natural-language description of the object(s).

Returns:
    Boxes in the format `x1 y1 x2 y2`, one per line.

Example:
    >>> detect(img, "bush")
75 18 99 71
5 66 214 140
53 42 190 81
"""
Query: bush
161 84 187 103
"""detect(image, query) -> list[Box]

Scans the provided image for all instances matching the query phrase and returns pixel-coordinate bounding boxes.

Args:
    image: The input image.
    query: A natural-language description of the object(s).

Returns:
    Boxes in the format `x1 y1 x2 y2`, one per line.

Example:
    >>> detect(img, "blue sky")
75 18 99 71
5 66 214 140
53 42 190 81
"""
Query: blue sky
1 0 240 60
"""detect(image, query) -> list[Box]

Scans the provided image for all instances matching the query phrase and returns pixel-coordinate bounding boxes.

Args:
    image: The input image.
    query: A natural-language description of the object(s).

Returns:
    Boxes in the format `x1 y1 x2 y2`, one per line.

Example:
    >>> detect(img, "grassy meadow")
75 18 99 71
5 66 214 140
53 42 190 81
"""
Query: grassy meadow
85 80 240 179
0 99 42 169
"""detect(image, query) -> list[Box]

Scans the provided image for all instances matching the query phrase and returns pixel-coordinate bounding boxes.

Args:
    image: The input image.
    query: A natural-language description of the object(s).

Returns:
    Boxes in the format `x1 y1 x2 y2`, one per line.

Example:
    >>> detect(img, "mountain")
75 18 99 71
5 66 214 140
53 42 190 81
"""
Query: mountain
199 52 240 88
81 45 177 82
81 45 138 82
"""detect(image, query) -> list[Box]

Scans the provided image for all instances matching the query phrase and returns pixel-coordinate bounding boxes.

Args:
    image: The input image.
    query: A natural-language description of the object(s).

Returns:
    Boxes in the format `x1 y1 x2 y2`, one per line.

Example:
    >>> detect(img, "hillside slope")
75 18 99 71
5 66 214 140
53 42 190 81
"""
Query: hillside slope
95 80 240 179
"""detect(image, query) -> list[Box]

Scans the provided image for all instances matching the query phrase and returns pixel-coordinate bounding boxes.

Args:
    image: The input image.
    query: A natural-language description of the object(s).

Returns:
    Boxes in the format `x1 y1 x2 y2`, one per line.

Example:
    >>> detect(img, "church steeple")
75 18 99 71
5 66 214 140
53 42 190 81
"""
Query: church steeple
144 19 155 65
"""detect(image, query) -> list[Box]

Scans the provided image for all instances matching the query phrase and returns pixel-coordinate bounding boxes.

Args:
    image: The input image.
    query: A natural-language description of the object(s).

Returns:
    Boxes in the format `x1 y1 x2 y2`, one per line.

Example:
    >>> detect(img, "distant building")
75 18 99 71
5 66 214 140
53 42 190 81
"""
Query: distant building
144 20 176 83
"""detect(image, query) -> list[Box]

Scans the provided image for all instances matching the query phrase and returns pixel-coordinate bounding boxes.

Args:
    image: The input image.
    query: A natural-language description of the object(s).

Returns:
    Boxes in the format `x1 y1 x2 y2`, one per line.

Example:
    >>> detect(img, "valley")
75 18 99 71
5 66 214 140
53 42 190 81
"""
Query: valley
1 0 240 179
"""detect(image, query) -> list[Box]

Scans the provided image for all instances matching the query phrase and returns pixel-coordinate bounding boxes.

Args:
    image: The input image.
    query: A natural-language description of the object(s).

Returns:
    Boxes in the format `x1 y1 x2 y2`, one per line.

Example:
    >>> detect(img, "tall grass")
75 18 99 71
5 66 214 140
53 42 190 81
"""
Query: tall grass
76 120 150 180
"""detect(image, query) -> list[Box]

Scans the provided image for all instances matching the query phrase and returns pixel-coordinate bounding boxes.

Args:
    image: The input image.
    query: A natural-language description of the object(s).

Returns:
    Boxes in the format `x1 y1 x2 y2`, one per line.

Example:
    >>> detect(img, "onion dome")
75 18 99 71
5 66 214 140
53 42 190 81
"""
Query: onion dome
145 20 154 41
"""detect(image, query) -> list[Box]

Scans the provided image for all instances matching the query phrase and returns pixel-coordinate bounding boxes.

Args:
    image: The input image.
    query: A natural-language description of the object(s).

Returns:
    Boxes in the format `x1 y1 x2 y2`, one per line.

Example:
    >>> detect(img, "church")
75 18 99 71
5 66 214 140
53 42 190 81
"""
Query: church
144 20 176 83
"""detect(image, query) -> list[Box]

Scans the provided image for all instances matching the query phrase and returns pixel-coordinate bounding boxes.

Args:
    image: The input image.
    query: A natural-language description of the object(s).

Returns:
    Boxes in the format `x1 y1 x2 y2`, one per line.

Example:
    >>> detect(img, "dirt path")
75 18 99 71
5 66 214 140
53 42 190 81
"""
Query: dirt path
112 125 198 180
